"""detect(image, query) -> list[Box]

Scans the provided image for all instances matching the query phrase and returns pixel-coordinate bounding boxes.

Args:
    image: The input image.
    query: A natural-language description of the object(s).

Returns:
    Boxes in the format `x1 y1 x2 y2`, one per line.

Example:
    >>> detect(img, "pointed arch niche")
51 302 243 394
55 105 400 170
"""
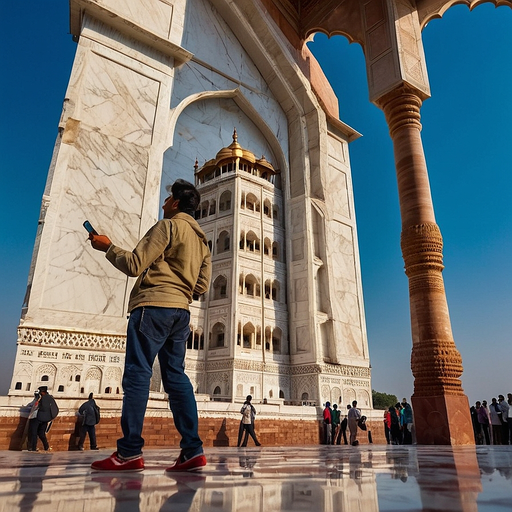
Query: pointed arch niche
161 90 289 206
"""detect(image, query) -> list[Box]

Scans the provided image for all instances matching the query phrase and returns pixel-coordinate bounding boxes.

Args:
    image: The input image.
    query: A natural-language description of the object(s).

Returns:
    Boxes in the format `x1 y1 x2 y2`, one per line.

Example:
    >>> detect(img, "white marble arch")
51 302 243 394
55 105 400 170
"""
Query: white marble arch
162 88 289 194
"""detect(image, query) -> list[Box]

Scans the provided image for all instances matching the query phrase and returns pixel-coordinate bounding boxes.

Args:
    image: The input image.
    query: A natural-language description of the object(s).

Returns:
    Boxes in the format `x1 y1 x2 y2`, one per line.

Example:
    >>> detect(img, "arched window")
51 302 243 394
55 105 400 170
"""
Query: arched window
279 390 285 399
219 191 232 212
212 275 228 300
75 375 81 382
210 323 226 348
213 386 222 401
200 201 208 218
263 199 272 217
272 280 280 302
272 242 279 261
243 322 256 349
272 327 282 353
245 193 260 212
273 205 280 223
217 231 230 254
105 387 112 394
264 237 271 256
209 200 216 215
41 375 49 382
265 279 271 299
245 231 259 253
243 274 259 297
302 392 309 401
15 382 22 390
58 385 64 392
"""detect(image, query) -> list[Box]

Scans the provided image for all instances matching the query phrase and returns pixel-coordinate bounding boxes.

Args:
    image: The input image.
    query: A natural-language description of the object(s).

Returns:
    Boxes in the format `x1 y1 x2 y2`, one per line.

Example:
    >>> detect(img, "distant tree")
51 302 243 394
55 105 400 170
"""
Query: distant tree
372 389 398 410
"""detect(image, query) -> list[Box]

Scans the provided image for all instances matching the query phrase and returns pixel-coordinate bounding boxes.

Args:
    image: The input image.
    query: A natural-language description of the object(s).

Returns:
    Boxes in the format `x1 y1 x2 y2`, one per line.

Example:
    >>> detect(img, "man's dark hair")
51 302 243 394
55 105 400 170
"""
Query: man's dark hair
170 179 200 215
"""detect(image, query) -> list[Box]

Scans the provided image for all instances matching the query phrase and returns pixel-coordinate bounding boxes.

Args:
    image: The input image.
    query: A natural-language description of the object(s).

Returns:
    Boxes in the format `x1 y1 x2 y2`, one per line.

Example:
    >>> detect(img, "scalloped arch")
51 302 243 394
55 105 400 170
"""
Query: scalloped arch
419 0 512 30
305 28 361 47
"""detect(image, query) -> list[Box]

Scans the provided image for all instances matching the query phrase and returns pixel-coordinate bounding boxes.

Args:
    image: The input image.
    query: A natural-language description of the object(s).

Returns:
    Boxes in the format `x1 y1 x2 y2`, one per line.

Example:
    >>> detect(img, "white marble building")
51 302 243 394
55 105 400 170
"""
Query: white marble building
9 0 372 410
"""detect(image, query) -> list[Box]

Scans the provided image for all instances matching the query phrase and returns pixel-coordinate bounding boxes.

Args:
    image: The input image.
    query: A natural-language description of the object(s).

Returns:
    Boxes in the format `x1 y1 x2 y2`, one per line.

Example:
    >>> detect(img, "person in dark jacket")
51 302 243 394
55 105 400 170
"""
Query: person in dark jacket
78 393 100 450
28 386 59 452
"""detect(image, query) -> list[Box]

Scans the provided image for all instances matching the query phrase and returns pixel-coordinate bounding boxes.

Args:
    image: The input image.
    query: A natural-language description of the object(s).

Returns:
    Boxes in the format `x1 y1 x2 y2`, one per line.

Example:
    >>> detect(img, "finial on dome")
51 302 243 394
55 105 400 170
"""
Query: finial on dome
194 158 199 172
233 128 238 143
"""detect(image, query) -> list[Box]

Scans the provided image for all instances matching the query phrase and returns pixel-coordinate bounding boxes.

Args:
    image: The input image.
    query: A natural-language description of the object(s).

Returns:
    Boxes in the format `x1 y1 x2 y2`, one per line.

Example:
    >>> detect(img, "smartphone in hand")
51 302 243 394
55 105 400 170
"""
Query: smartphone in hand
83 220 98 236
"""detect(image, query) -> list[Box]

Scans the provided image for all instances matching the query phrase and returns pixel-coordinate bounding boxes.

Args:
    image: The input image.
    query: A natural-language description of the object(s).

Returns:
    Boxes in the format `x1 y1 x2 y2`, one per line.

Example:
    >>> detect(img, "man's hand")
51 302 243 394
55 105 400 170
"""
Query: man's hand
89 233 112 252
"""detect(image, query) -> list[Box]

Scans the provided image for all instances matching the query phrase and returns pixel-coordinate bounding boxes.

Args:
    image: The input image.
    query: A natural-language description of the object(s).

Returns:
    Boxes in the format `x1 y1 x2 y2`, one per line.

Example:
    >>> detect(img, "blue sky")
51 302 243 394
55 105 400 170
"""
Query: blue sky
1 2 510 405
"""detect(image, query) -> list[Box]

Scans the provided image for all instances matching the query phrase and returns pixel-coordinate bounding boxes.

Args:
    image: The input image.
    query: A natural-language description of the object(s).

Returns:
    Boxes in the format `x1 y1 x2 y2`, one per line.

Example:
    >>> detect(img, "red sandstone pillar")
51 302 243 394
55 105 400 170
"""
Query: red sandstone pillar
377 86 474 445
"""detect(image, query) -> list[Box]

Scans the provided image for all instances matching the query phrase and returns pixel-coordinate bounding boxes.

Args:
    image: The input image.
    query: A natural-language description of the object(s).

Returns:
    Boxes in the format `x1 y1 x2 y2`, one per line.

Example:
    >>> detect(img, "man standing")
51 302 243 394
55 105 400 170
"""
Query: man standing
347 400 361 446
77 393 100 451
401 398 414 445
323 402 332 444
498 395 510 445
331 404 341 445
29 386 59 452
489 397 503 445
89 179 211 472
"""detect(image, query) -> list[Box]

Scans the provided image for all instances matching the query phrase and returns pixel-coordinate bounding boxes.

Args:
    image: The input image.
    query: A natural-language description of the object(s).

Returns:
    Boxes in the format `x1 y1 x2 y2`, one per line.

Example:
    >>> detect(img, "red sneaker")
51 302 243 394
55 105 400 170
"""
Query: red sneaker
165 453 207 473
91 452 144 472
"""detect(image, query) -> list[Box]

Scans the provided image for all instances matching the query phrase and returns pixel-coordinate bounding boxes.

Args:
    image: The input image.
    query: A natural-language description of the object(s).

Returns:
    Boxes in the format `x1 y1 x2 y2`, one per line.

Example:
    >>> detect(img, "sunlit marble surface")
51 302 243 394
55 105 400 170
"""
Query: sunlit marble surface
0 445 510 511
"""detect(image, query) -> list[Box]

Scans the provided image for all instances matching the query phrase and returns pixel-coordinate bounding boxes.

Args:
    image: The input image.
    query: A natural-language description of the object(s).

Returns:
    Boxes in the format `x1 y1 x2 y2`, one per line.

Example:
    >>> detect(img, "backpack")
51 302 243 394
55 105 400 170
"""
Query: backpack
94 405 101 424
49 396 59 420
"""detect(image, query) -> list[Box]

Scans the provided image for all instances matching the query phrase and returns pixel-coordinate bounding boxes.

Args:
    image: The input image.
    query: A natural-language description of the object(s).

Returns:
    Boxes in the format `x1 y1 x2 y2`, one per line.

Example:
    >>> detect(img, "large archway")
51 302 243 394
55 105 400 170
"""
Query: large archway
307 4 511 420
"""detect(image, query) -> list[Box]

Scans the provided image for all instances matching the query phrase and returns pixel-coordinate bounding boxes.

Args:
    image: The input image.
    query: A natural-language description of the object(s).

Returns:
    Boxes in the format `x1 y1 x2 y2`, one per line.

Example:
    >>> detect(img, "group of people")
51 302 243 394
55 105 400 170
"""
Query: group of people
471 394 511 445
383 398 414 445
25 389 101 452
323 400 363 446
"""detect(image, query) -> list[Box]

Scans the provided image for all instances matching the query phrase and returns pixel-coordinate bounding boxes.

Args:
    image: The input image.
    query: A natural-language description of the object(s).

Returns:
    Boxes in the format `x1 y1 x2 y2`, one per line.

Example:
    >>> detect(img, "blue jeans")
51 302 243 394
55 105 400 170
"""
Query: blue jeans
117 306 203 458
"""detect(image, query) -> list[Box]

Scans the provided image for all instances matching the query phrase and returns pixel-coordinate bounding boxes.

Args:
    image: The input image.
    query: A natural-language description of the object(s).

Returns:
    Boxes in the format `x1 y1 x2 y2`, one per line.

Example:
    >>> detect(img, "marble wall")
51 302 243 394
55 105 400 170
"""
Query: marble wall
10 0 372 409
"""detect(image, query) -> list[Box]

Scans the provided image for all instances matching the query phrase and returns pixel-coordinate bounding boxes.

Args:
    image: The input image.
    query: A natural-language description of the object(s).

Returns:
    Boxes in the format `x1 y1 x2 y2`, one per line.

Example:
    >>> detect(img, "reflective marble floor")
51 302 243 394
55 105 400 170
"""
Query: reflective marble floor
0 445 511 512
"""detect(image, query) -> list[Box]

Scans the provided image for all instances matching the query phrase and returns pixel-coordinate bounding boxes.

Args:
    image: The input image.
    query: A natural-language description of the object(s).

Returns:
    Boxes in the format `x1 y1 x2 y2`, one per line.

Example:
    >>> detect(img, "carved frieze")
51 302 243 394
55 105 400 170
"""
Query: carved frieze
18 327 125 351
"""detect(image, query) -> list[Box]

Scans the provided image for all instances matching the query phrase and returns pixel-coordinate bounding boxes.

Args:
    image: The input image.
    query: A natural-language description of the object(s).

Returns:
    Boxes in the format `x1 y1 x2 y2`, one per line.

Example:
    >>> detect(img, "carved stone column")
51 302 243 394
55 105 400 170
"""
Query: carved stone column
377 86 474 444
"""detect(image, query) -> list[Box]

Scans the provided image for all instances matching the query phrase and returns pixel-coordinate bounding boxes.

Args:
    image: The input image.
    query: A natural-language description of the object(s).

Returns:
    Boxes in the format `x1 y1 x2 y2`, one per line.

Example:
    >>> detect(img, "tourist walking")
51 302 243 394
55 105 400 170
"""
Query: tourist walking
339 405 350 445
323 402 332 444
239 395 261 447
389 405 402 445
476 401 491 445
88 179 211 472
489 398 503 445
77 393 100 451
331 404 341 444
498 395 510 445
401 398 413 444
383 408 391 444
347 400 361 446
28 386 59 452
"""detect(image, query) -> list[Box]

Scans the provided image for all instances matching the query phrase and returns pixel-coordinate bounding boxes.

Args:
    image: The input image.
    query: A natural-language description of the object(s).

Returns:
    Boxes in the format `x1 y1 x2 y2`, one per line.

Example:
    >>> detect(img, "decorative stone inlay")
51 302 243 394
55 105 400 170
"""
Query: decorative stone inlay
185 360 205 372
343 379 370 388
18 327 126 351
319 363 371 378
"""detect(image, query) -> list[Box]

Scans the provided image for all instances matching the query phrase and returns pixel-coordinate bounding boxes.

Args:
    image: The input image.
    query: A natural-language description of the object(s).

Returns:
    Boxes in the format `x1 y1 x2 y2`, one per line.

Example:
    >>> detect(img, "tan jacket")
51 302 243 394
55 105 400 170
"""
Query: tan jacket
106 213 211 312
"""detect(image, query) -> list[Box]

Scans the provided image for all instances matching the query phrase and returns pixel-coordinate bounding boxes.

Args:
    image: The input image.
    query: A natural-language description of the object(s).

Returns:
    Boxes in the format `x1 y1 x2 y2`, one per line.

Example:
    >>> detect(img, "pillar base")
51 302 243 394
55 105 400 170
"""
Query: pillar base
411 394 474 445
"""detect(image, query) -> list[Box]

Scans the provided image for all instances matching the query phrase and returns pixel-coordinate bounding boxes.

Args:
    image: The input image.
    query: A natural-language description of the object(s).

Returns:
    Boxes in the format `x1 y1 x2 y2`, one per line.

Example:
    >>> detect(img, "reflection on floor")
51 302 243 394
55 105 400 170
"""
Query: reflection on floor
0 445 511 511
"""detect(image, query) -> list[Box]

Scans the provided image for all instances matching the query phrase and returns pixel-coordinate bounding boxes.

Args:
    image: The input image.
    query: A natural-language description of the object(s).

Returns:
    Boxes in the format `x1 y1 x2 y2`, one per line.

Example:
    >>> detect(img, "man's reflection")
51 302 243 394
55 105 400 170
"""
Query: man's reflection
92 474 144 512
239 454 257 478
160 473 207 512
